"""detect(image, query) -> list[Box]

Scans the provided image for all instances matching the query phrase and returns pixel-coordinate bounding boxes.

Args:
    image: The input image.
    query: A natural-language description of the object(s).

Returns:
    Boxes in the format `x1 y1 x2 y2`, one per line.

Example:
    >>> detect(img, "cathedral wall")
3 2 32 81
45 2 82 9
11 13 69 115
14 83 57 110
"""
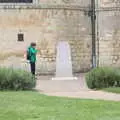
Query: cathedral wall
0 7 92 73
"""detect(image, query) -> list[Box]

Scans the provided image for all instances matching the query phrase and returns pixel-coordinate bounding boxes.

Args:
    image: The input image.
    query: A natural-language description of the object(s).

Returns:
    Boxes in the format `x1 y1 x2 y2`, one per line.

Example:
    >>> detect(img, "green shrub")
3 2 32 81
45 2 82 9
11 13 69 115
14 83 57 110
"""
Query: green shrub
85 67 120 89
0 67 35 90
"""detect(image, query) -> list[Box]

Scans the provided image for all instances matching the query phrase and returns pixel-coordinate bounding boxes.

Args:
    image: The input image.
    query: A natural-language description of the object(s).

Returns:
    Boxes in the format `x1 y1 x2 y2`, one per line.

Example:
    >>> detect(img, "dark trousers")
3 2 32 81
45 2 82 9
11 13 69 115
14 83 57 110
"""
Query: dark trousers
30 62 36 75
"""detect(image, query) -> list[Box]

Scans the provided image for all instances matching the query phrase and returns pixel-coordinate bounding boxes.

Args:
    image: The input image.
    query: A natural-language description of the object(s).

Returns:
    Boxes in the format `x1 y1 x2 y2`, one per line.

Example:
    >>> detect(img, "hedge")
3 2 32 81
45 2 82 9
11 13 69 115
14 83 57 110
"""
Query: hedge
0 67 35 90
85 67 120 89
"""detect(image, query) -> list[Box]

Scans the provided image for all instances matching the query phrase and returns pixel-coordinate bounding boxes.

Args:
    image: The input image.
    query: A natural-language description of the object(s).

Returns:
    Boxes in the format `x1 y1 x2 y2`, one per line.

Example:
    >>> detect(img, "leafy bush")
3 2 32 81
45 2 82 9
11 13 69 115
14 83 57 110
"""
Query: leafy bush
0 67 36 90
85 67 120 89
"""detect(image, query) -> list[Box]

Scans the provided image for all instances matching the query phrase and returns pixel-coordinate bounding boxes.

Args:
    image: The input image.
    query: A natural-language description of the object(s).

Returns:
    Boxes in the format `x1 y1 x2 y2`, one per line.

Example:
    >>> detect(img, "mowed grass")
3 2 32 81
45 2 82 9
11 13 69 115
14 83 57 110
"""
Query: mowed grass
0 91 120 120
102 87 120 94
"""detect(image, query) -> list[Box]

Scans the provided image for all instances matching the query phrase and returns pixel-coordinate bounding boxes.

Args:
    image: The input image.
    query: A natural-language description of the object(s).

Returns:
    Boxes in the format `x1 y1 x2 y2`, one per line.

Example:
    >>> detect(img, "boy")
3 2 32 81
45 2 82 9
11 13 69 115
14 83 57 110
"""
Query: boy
27 42 37 75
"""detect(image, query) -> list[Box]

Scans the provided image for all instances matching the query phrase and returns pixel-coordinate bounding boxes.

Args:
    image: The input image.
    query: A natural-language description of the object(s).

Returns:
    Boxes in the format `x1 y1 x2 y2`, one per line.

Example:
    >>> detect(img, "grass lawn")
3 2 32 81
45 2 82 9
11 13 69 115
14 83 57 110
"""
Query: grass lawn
102 87 120 94
0 91 120 120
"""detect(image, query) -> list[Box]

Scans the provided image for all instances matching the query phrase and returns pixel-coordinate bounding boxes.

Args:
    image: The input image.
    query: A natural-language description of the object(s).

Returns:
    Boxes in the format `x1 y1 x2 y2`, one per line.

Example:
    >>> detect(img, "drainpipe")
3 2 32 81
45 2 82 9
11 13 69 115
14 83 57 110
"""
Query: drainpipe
91 0 96 68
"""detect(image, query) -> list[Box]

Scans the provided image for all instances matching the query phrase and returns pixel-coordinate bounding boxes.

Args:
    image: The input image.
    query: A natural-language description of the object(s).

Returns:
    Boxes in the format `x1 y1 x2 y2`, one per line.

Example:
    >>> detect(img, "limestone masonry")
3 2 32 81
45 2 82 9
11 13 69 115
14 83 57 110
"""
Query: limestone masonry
0 0 120 74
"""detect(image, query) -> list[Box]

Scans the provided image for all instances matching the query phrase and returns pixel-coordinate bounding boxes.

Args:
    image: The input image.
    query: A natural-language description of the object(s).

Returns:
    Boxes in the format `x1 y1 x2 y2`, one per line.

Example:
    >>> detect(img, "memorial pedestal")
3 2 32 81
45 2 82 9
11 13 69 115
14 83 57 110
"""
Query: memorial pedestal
52 41 77 80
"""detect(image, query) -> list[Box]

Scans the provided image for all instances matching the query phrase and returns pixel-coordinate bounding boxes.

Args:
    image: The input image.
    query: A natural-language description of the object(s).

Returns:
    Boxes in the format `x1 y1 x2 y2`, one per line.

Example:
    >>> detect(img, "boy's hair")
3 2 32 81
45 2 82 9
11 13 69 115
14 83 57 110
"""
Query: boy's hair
31 42 36 47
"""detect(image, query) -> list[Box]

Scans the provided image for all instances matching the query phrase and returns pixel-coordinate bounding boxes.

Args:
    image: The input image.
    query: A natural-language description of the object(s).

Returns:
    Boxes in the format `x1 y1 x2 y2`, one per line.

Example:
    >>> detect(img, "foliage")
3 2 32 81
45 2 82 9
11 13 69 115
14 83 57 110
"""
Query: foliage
0 67 35 90
86 67 120 89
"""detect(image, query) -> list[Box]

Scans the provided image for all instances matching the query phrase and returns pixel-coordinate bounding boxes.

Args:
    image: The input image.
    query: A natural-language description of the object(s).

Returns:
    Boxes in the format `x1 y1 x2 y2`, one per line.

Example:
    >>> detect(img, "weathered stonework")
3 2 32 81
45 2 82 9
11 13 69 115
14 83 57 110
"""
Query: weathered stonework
100 0 120 7
0 1 92 74
98 0 120 67
1 0 120 74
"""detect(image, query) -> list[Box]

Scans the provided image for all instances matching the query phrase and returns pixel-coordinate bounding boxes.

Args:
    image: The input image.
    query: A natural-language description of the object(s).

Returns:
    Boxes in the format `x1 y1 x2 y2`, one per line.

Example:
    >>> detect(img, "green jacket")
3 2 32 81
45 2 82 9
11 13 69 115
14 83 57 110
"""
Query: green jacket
28 46 37 63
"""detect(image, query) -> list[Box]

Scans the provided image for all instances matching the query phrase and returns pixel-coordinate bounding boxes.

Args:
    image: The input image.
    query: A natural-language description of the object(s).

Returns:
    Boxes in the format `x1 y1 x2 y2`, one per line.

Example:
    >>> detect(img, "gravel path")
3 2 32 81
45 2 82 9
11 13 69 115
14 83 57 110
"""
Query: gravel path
35 74 120 101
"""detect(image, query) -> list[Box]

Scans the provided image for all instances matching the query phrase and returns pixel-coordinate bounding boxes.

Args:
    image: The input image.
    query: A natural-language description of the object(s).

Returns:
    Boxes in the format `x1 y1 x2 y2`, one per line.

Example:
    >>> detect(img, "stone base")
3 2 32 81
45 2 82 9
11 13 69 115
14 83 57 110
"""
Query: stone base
52 77 78 80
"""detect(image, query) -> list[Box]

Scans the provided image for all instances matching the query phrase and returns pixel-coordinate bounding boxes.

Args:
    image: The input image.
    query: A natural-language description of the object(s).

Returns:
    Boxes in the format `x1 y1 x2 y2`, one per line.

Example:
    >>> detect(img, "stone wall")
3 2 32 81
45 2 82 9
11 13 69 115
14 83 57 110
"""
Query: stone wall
0 3 92 74
37 0 90 6
98 0 120 67
99 0 120 7
2 0 120 74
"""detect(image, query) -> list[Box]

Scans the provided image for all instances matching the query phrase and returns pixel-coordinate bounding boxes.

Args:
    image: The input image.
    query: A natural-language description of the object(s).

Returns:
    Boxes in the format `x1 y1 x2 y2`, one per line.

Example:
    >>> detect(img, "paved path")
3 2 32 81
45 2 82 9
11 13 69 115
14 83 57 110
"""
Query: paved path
35 74 120 101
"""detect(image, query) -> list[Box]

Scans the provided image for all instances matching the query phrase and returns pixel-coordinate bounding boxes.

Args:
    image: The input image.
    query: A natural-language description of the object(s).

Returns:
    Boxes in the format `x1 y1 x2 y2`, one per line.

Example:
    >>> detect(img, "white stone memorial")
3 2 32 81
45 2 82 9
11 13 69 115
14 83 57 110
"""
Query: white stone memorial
52 41 77 80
